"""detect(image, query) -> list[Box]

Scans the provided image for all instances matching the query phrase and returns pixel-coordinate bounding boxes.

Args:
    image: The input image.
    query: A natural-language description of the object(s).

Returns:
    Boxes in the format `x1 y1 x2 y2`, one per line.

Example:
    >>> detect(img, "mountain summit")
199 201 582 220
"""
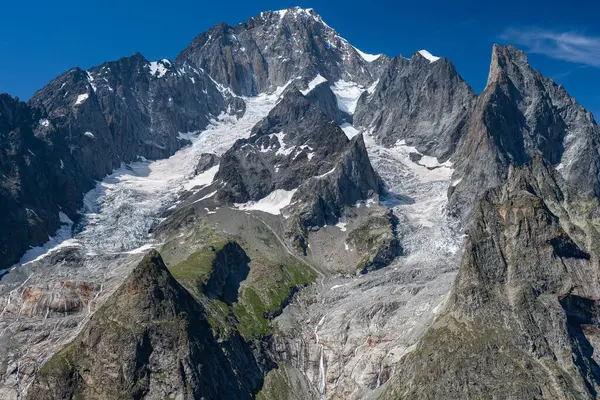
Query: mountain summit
176 7 389 96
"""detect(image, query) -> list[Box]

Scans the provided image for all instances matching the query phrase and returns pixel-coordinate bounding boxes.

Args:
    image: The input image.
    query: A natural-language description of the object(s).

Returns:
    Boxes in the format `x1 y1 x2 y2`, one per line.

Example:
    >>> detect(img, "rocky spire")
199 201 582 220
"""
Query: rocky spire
449 44 600 224
384 156 600 399
26 250 264 399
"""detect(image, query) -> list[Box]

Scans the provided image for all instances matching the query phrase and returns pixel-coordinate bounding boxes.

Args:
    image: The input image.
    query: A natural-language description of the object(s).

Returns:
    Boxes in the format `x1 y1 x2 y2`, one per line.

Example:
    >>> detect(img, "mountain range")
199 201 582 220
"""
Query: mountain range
0 6 599 399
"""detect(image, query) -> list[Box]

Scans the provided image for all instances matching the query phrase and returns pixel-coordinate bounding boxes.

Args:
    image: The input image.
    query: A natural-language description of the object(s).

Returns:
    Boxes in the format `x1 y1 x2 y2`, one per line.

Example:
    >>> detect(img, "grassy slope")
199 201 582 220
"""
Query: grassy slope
164 217 316 341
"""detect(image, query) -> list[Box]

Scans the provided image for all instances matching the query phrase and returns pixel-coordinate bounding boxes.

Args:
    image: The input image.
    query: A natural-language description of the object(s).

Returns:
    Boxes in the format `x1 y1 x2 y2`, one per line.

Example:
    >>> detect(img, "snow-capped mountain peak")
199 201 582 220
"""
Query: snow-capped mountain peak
176 7 390 96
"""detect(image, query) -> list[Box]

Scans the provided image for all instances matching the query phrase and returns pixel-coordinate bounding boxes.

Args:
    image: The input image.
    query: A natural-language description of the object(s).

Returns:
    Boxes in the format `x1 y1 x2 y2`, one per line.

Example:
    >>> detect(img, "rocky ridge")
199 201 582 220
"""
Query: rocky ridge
354 50 476 160
383 156 600 399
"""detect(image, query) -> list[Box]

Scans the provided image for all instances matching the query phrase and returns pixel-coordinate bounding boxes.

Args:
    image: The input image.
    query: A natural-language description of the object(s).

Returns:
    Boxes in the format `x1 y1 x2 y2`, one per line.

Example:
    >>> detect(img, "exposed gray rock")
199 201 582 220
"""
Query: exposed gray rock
383 156 600 399
305 82 349 124
354 52 476 160
345 208 401 274
29 53 244 164
284 134 383 251
194 153 220 175
26 250 264 400
176 7 389 96
449 44 600 224
214 89 358 204
0 95 67 272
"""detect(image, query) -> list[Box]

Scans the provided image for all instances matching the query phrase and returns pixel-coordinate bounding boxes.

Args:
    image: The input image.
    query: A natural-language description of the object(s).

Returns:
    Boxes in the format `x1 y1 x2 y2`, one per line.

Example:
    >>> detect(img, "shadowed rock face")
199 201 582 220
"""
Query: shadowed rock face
354 52 476 160
0 53 241 271
176 7 389 96
383 157 600 399
0 95 67 272
194 153 221 175
203 242 251 304
26 250 264 400
449 44 600 225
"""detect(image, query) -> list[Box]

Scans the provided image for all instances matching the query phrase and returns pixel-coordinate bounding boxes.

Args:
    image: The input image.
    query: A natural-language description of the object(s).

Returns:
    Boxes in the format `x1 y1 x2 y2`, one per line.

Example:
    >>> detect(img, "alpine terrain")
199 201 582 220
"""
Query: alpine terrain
1 6 599 400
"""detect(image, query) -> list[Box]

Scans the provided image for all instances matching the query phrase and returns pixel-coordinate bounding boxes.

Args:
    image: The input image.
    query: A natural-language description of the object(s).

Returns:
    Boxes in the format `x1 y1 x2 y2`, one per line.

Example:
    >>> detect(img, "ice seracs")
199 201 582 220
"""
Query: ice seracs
418 49 440 63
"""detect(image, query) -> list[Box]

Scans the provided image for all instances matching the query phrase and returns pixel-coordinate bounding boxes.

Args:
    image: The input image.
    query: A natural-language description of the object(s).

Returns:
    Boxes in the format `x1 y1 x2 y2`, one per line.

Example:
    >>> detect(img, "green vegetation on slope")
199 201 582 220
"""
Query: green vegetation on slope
165 218 316 342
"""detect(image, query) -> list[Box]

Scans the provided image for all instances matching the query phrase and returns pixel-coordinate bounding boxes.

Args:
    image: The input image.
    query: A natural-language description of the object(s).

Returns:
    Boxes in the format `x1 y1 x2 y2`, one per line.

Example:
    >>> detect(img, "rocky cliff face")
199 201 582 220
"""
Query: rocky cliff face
0 94 76 271
0 53 241 270
449 44 600 224
26 250 264 400
176 7 389 96
383 157 600 399
214 88 351 204
354 51 476 160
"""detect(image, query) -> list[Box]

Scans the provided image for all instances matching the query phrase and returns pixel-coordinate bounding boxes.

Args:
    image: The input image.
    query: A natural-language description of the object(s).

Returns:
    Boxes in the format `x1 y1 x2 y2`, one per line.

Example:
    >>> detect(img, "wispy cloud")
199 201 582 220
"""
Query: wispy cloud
552 64 589 80
500 28 600 67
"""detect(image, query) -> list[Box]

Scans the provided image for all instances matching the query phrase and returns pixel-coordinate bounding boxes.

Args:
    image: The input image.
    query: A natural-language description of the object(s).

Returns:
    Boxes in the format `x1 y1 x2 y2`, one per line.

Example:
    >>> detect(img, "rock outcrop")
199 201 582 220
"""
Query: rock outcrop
449 44 600 224
27 250 264 400
384 157 600 399
214 89 351 204
354 51 476 160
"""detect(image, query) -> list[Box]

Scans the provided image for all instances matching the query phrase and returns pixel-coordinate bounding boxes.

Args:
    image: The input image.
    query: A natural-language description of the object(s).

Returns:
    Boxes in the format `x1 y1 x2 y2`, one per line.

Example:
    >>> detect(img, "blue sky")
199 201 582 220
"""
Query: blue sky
1 0 599 118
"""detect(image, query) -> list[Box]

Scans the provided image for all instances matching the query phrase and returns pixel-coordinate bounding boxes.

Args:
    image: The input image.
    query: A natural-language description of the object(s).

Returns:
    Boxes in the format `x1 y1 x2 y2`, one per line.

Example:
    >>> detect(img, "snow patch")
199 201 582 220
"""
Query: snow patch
386 140 453 182
367 79 379 95
86 71 97 92
340 123 360 139
83 131 95 139
336 222 347 232
184 165 219 191
193 190 217 203
8 212 75 269
75 93 89 105
316 167 337 179
235 189 297 215
331 80 365 114
418 49 440 63
353 46 382 62
149 60 170 78
39 119 50 127
301 74 328 95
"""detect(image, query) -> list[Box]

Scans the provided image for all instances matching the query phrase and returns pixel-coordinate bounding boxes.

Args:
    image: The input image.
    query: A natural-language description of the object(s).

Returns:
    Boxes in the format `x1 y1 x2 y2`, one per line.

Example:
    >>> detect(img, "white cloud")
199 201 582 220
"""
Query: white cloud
501 28 600 67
